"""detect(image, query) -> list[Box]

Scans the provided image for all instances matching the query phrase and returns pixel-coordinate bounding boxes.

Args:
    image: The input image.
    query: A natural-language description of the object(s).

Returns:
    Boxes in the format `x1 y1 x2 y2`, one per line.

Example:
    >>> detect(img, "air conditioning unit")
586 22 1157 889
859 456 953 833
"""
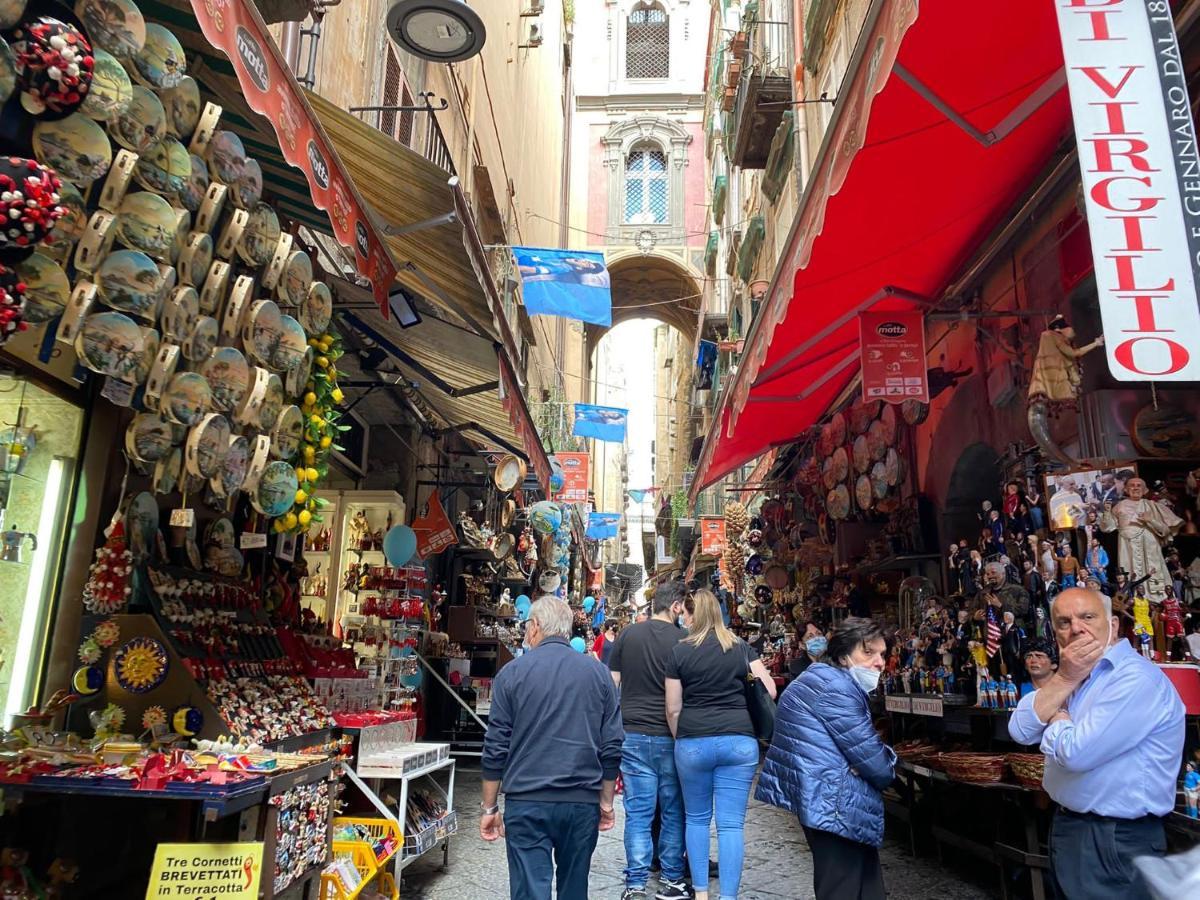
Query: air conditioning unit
520 23 543 47
520 0 544 15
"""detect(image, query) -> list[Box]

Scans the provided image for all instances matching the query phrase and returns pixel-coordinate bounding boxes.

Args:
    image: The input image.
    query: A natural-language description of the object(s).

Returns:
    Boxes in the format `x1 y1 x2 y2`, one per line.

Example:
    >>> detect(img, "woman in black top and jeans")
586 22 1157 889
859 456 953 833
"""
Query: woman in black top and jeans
665 590 776 900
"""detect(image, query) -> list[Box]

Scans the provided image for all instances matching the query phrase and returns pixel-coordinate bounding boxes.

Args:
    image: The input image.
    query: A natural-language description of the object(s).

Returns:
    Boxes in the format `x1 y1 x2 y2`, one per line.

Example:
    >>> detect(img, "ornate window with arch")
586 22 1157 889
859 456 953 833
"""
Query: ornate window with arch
603 117 693 241
624 143 668 224
626 2 669 79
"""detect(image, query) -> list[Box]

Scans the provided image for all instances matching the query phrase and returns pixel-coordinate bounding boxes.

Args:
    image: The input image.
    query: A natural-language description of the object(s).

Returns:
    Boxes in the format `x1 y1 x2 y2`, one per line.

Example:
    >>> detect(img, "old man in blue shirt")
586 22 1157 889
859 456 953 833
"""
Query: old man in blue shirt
1010 587 1184 899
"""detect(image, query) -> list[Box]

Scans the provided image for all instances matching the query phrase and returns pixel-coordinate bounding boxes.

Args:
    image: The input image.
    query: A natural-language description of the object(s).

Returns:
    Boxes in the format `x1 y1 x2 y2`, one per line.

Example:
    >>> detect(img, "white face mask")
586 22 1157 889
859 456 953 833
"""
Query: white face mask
849 665 882 694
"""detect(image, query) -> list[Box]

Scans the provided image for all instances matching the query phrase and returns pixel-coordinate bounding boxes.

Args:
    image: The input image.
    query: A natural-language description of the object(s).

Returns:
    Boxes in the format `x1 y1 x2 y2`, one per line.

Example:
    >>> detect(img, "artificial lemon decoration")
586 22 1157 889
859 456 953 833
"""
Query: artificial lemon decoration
306 467 319 483
331 388 344 404
295 489 308 505
320 435 332 449
316 356 329 369
304 391 317 406
298 510 312 526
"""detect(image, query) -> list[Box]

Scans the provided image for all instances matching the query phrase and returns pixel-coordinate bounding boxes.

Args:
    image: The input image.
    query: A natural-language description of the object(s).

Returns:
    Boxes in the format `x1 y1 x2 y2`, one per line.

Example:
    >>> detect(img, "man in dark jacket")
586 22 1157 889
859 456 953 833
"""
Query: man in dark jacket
481 597 624 899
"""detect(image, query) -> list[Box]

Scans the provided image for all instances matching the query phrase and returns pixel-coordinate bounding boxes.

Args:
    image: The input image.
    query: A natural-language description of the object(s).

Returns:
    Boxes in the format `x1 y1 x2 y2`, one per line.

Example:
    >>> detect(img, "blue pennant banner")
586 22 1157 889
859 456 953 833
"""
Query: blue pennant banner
513 247 612 326
573 403 628 443
586 512 622 541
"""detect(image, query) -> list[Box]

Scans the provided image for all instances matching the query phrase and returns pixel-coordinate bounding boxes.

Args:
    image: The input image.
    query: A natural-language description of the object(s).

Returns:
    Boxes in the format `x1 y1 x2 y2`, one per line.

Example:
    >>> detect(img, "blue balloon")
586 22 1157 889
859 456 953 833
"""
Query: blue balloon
515 594 531 609
549 470 566 493
570 637 586 653
383 525 417 567
583 596 595 613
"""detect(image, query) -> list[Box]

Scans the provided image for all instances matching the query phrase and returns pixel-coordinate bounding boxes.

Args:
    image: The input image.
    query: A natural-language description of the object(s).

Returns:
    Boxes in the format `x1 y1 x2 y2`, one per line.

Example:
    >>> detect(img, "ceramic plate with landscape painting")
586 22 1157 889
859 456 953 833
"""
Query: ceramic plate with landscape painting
182 315 218 362
161 370 210 425
160 285 197 341
243 299 282 367
200 345 249 412
134 137 189 198
44 180 87 251
161 75 200 139
205 516 235 550
131 23 185 90
258 373 284 432
212 434 249 498
286 346 313 396
33 113 112 185
115 191 176 260
178 154 208 212
278 250 312 307
14 252 69 323
300 281 332 335
79 48 131 120
95 249 162 320
108 84 165 153
75 0 145 58
206 130 245 185
237 202 280 266
0 36 14 104
153 446 180 495
271 405 303 460
75 311 144 378
231 158 262 210
126 490 159 561
273 314 307 373
125 413 172 463
186 413 230 477
133 327 159 384
0 0 23 30
254 460 299 517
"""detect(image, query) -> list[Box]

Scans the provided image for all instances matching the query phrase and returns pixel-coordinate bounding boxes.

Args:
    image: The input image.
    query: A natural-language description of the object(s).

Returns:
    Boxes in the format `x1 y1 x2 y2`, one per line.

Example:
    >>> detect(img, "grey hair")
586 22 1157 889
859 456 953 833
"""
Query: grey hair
529 597 573 638
1050 587 1113 618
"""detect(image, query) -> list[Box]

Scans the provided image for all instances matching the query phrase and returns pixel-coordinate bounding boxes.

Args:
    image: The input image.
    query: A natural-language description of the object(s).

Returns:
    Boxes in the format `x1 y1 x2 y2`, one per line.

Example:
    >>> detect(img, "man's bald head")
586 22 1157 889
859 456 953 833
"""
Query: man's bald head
1051 587 1116 650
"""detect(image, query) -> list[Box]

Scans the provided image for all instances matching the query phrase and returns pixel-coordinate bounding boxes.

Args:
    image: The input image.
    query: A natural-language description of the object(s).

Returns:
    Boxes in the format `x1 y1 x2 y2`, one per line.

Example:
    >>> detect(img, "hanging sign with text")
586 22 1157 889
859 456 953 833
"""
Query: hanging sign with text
412 490 457 558
553 452 590 503
699 516 727 556
145 842 262 900
1055 0 1200 380
858 310 928 403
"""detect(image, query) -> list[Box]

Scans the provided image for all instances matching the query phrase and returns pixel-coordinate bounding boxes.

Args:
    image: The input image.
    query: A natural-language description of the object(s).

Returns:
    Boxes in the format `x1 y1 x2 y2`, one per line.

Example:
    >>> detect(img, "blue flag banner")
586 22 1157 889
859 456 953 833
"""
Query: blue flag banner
573 404 628 443
514 247 613 326
696 340 717 390
628 489 646 504
586 513 622 541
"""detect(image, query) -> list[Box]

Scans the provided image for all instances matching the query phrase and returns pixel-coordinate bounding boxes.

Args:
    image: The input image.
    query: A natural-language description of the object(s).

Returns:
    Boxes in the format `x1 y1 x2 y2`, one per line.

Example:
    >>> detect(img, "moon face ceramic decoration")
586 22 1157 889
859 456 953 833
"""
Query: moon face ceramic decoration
200 346 249 413
33 113 112 185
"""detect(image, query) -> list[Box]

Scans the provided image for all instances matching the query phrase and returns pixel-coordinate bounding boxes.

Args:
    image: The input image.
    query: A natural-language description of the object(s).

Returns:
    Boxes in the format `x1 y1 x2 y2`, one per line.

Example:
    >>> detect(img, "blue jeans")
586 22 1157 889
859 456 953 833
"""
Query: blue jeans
621 733 685 888
675 734 759 898
503 799 599 899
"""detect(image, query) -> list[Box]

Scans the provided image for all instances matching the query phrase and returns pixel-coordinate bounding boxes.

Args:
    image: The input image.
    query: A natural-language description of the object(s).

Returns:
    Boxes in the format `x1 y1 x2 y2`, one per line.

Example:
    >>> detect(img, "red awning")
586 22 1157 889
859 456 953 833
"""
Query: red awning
694 0 1073 493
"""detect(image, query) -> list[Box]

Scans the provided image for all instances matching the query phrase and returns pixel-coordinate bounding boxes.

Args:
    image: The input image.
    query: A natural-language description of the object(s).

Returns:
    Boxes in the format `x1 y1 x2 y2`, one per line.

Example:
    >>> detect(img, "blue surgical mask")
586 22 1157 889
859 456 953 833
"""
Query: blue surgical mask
806 637 827 657
849 666 882 694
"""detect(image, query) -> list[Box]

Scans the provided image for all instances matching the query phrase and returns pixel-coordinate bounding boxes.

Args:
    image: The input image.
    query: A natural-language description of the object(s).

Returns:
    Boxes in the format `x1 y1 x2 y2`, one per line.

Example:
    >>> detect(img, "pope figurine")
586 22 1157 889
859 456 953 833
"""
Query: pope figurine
1100 477 1183 601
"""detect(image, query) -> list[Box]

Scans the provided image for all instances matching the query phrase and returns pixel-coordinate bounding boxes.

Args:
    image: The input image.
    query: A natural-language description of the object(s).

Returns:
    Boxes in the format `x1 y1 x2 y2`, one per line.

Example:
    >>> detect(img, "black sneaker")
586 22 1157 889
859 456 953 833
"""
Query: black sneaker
656 879 692 900
622 889 648 900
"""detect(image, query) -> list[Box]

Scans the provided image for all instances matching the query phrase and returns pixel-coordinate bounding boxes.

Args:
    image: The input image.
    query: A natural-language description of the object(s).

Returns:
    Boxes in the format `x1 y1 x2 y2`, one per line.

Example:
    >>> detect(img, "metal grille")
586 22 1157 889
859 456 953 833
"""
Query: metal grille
380 51 401 136
626 5 669 79
624 148 668 225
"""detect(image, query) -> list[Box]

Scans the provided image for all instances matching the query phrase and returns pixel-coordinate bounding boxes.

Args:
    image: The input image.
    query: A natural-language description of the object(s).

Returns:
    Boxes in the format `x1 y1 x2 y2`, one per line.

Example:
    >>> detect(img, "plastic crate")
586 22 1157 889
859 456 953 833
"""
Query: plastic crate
319 817 402 900
331 815 403 858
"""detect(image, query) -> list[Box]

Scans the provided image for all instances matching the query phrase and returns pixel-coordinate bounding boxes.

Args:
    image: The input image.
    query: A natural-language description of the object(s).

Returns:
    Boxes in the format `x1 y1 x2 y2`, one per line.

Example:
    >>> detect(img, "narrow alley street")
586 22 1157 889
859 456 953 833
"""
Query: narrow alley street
402 768 1000 900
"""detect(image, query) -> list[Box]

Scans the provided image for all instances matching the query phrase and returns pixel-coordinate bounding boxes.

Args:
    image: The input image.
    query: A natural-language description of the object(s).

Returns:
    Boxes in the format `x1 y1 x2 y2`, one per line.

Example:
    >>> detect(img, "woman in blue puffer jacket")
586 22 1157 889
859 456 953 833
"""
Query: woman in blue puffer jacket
755 617 895 900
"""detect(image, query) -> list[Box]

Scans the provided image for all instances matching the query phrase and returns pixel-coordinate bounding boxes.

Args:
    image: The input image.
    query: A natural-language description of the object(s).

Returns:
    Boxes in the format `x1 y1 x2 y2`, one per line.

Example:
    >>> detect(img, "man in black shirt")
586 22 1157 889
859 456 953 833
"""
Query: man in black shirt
609 581 689 900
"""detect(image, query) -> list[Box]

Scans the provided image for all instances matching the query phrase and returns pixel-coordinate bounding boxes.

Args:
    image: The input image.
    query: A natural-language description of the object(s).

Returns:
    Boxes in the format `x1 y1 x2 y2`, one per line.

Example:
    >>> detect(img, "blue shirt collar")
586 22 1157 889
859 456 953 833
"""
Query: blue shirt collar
537 636 570 649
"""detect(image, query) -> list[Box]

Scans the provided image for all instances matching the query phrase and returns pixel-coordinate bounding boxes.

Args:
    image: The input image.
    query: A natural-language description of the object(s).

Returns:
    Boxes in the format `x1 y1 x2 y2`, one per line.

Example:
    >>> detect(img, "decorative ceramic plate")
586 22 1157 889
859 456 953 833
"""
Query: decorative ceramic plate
855 474 873 512
286 346 313 396
258 372 284 432
33 113 112 185
125 412 172 463
185 412 230 477
277 250 312 307
115 191 175 260
867 419 887 461
879 403 897 443
161 74 200 139
133 326 160 384
15 252 69 323
270 405 303 459
826 484 850 520
95 249 161 321
884 448 901 487
795 456 820 487
830 445 849 485
1131 402 1200 458
43 179 87 253
816 422 834 458
493 454 526 491
492 533 514 560
161 370 210 425
134 137 189 197
828 411 847 447
212 433 249 498
242 299 281 367
901 399 928 426
152 445 181 494
159 285 197 341
300 280 331 334
0 0 24 30
182 315 218 362
849 400 882 435
253 460 298 517
231 158 262 209
200 345 249 412
206 130 245 185
272 314 307 373
114 636 168 693
852 434 870 475
178 154 208 212
0 37 12 104
126 490 158 560
871 461 889 500
177 231 212 285
75 0 145 59
820 456 837 492
237 202 280 266
130 23 184 90
204 516 235 549
79 48 131 120
76 311 143 377
109 84 165 153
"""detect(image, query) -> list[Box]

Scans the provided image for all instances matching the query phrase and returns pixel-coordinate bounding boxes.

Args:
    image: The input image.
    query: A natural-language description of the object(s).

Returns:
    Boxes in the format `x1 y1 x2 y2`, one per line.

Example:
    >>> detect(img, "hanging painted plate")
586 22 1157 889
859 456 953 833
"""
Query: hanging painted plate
43 180 87 251
182 315 218 362
14 252 69 323
277 250 312 307
270 405 303 460
878 405 897 445
237 202 279 266
76 310 143 377
75 0 145 59
134 137 189 197
125 490 158 562
300 280 331 334
161 370 210 425
95 249 162 321
795 456 820 487
0 37 12 105
32 113 111 185
79 48 131 120
204 516 235 548
159 285 197 342
253 460 298 517
852 434 870 475
161 74 200 139
828 412 847 447
820 456 837 492
272 314 307 373
258 372 284 432
849 400 882 435
870 461 889 500
826 484 850 520
211 433 249 498
830 445 849 484
884 448 901 487
206 130 245 185
0 0 24 30
816 423 834 458
286 346 313 396
200 346 249 413
125 412 172 463
867 419 887 461
114 636 168 693
132 326 159 384
185 412 230 477
115 191 175 260
109 84 164 153
130 23 184 90
901 399 929 426
152 446 180 494
855 474 873 512
179 154 208 212
242 299 282 368
177 231 212 286
168 209 189 264
1131 403 1200 458
231 158 262 209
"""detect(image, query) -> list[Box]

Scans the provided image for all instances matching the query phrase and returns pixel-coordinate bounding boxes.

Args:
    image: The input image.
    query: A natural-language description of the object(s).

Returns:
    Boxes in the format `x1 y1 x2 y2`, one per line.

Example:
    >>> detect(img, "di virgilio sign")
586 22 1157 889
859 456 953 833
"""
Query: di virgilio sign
1055 0 1200 380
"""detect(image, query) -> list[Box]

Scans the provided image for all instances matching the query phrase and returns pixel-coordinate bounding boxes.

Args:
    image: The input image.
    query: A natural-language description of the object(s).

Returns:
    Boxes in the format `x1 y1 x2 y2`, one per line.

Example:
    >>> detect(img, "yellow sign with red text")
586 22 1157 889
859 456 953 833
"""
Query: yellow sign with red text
145 843 263 900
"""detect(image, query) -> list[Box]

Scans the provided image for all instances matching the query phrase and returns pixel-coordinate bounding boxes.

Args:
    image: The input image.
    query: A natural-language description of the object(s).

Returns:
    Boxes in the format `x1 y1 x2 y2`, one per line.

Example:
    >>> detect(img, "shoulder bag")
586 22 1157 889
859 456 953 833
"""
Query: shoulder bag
740 640 776 742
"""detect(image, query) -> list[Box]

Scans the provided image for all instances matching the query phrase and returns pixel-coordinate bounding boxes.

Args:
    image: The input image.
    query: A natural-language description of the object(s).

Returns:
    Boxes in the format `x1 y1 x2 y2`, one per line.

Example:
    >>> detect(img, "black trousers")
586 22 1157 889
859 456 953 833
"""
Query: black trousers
1049 808 1166 899
802 825 886 900
503 799 600 900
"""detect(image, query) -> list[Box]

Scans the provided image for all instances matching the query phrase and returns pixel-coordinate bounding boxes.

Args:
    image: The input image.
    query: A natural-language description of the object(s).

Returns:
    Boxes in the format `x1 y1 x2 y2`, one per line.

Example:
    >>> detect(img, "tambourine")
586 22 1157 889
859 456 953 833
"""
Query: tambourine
285 346 313 396
132 327 160 385
75 310 143 378
491 533 514 561
160 286 197 342
240 433 272 494
260 232 293 292
153 447 182 495
115 191 175 261
125 412 173 465
198 259 230 315
193 181 226 234
56 280 96 344
181 315 218 363
160 370 211 426
237 202 279 266
32 114 111 185
211 433 249 499
176 231 212 286
270 405 303 459
184 412 231 478
214 206 248 260
200 345 249 413
221 274 254 338
187 102 222 156
94 249 162 321
98 149 138 212
258 372 284 431
273 314 307 373
74 210 117 274
233 366 270 428
143 342 180 411
493 454 527 492
242 299 281 368
252 461 298 517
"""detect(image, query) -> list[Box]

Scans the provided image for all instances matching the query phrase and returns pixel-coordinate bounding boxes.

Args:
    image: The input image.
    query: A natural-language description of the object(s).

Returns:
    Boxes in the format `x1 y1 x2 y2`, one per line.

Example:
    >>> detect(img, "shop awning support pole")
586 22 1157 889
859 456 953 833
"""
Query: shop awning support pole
416 652 490 731
380 210 458 236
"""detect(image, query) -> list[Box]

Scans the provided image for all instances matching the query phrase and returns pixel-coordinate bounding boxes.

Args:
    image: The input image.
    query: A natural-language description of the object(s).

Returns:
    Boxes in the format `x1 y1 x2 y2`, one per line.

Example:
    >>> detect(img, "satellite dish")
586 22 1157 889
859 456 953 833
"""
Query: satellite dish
385 0 487 62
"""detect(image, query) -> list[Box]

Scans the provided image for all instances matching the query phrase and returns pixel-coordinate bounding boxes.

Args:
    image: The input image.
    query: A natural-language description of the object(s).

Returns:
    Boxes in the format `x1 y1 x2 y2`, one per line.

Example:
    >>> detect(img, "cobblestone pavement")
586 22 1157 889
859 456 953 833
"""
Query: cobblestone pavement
401 766 1001 899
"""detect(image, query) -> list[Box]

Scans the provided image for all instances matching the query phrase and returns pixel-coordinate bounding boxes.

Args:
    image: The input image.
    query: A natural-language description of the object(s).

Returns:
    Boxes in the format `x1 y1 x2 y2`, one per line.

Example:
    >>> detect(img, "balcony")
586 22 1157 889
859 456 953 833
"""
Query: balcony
353 92 457 176
730 4 793 169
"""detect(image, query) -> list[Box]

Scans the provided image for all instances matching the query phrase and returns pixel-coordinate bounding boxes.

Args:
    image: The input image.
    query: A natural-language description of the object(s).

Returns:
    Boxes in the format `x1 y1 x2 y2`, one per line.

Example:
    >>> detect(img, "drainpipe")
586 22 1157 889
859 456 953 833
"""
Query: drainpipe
280 22 301 73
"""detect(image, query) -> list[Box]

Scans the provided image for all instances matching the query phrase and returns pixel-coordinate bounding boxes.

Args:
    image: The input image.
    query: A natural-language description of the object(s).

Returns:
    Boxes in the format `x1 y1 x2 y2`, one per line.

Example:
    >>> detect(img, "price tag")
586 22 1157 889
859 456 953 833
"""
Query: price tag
884 695 912 713
240 532 268 549
169 508 195 528
101 377 135 407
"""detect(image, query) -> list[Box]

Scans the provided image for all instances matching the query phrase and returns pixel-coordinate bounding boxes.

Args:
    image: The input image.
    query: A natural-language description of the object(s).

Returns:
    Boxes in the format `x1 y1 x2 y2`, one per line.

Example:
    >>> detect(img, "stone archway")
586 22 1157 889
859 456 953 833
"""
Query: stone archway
586 251 702 357
942 442 1001 552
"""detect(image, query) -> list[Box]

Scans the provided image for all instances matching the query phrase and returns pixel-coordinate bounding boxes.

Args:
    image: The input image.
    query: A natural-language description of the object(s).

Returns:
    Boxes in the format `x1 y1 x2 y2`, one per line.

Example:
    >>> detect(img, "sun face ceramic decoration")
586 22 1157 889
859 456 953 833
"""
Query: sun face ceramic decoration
258 372 284 432
125 412 172 463
109 84 165 154
130 23 184 90
160 370 210 425
184 412 230 478
79 48 131 121
211 433 248 498
95 248 163 321
277 250 312 307
253 460 298 517
273 314 307 373
270 405 303 460
75 310 144 378
237 202 279 266
242 299 282 368
200 345 249 413
182 315 218 362
74 0 145 59
15 252 69 323
301 281 332 335
161 74 200 139
33 113 112 185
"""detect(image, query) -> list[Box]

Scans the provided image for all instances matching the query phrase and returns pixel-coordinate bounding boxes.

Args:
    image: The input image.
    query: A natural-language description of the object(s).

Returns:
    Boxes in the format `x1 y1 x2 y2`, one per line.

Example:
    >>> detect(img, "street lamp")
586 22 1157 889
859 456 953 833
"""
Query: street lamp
385 0 487 62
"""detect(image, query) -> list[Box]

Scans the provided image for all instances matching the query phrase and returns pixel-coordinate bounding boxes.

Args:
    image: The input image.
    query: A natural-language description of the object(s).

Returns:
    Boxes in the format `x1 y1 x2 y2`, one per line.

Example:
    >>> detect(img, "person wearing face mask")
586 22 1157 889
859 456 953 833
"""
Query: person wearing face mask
1009 588 1184 899
755 618 894 900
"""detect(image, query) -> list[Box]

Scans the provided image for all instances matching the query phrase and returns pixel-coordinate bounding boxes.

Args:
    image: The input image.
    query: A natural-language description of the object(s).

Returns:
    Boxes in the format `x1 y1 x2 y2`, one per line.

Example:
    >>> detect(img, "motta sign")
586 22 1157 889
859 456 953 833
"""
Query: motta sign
1055 0 1200 380
858 309 929 403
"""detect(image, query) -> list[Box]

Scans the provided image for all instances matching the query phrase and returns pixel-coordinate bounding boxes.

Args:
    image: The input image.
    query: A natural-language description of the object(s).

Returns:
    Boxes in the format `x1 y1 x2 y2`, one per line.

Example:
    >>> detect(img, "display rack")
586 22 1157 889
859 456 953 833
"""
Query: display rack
302 491 344 621
320 816 403 900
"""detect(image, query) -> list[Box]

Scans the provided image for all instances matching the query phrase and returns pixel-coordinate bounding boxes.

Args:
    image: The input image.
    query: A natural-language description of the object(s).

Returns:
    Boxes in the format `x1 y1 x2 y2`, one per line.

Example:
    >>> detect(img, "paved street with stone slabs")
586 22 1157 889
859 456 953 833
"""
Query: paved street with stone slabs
400 767 1000 899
